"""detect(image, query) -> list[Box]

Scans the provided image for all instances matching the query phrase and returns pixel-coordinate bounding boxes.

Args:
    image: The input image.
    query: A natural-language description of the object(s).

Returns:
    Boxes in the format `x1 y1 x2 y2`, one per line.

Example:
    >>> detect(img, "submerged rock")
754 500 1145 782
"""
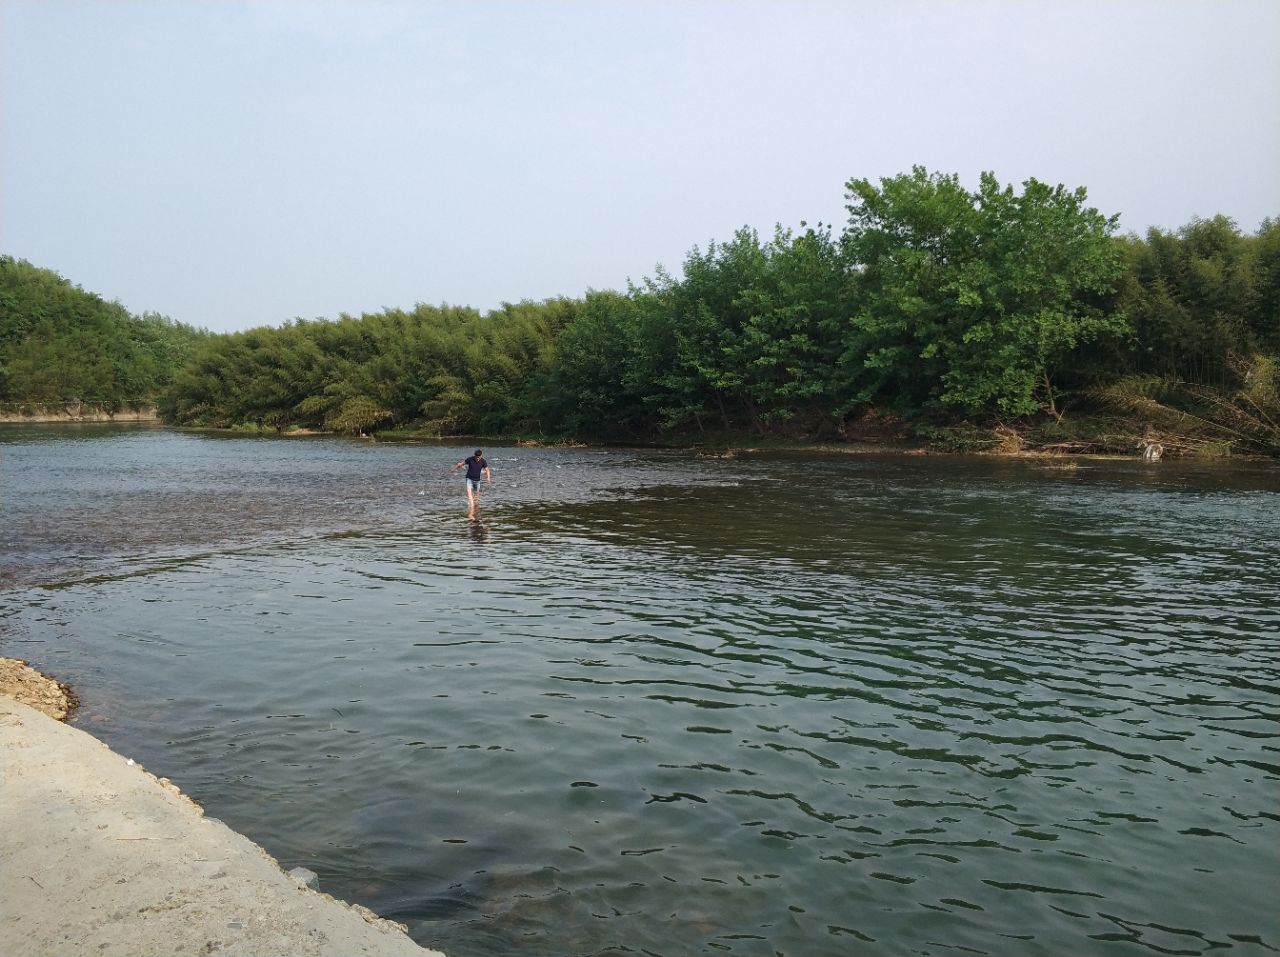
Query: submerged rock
288 866 320 890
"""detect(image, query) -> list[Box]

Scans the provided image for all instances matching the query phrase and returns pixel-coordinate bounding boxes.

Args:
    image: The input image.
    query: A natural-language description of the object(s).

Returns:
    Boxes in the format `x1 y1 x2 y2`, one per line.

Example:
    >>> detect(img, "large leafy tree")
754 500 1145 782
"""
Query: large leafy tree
731 223 850 431
604 225 853 436
841 167 1127 417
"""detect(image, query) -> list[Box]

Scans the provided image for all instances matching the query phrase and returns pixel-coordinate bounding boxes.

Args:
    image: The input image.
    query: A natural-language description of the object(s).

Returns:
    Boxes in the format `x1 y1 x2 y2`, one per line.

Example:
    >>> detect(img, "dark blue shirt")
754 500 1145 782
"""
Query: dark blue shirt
464 456 488 481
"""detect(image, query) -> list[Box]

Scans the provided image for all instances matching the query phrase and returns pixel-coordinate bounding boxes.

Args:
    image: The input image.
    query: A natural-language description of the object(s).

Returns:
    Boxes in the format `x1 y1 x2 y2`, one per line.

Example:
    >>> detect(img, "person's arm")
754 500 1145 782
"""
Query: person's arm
449 459 464 473
483 463 493 483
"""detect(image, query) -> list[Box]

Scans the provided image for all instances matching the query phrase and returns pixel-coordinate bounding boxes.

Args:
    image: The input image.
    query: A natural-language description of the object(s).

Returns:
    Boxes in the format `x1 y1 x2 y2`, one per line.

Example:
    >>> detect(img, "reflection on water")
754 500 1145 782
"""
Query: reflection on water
2 425 1279 956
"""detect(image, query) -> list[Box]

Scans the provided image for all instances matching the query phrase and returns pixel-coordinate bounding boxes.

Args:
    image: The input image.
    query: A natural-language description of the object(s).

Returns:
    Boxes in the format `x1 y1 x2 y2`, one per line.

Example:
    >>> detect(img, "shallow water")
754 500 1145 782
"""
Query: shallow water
2 425 1278 956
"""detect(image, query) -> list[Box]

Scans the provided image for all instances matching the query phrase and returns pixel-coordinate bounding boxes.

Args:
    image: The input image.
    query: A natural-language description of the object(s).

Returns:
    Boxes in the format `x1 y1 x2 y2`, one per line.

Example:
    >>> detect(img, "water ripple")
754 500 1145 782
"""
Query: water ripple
3 429 1278 955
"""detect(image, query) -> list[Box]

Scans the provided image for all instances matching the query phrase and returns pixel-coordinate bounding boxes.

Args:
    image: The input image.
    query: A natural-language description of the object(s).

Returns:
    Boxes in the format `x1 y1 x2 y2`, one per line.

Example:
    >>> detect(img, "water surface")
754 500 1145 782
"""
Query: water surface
2 425 1277 956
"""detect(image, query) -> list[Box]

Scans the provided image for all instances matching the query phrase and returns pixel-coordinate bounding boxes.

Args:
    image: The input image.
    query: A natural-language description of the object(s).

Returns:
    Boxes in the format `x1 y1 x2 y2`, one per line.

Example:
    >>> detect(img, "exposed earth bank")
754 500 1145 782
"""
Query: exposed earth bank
0 404 158 423
0 660 442 957
0 658 78 720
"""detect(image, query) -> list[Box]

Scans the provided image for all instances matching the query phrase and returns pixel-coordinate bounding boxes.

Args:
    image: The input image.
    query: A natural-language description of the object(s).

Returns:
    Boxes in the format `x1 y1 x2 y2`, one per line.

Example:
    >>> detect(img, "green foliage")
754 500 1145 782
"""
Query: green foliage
1088 354 1280 455
1111 215 1278 384
911 423 1005 453
1191 353 1280 453
7 170 1276 455
325 395 393 435
161 299 576 435
536 290 661 437
0 256 211 409
841 167 1128 417
665 224 851 433
541 224 853 437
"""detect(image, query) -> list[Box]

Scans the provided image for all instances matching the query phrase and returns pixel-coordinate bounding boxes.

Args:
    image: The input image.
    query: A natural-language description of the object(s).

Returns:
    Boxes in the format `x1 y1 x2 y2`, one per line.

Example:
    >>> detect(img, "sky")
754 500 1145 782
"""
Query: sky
2 1 1278 334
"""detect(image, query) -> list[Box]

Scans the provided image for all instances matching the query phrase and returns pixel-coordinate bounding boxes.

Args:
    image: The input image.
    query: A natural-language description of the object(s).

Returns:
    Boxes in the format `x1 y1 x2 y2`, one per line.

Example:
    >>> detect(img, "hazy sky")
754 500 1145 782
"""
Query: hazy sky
2 1 1278 333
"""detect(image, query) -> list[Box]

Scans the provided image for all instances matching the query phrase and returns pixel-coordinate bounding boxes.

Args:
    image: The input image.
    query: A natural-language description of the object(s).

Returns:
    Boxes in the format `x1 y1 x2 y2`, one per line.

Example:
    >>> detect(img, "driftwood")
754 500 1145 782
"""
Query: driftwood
1037 440 1130 455
1038 438 1196 458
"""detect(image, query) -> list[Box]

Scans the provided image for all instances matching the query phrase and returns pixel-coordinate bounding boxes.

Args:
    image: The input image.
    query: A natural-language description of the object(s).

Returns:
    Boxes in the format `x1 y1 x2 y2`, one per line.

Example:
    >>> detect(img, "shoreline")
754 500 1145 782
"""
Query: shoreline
0 658 78 720
5 415 1272 461
0 406 158 424
0 660 441 956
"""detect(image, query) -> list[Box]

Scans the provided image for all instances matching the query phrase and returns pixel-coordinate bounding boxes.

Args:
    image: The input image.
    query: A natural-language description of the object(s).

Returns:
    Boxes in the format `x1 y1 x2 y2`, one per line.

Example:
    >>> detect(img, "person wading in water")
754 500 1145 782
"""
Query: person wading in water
449 449 492 516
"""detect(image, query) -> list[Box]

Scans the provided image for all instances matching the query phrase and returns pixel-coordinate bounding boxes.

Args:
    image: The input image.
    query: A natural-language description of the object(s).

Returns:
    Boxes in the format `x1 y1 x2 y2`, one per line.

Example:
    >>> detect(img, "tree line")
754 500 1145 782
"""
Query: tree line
4 168 1277 451
159 300 577 435
0 255 211 411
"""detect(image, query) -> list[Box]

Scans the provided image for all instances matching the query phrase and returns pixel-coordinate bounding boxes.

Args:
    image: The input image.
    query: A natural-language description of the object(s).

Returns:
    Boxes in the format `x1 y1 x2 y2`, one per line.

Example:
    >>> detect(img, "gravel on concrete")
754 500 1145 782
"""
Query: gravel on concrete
0 695 444 957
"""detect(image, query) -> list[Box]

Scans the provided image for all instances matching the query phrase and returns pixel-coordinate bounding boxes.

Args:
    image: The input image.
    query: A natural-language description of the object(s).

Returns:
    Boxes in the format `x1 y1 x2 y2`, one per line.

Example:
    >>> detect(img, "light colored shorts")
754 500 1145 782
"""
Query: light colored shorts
466 478 483 492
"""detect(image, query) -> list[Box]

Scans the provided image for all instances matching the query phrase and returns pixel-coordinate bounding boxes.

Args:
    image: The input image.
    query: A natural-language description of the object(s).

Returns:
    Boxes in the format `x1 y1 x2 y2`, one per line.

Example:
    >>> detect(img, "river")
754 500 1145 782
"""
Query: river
2 424 1277 956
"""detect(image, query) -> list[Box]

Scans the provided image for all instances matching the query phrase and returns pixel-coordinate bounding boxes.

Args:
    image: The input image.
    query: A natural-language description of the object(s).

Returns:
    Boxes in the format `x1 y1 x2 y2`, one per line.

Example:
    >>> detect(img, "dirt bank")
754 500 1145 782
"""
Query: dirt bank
0 404 158 423
0 658 78 720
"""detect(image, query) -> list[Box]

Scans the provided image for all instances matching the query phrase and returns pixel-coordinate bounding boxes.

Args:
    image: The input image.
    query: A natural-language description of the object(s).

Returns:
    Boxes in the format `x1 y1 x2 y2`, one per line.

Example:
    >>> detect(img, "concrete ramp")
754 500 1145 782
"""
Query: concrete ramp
0 697 442 957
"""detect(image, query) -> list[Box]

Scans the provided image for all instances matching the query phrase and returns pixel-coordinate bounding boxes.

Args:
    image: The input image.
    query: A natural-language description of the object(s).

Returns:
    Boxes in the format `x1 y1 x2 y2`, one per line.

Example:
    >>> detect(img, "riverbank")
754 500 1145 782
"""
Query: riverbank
393 410 1271 460
0 658 77 720
0 403 157 423
0 661 441 957
14 405 1264 460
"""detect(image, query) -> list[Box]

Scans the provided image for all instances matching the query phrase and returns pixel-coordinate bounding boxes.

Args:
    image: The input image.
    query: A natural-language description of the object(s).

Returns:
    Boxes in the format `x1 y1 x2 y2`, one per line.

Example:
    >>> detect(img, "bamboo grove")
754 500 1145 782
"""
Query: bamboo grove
3 169 1278 452
0 256 212 413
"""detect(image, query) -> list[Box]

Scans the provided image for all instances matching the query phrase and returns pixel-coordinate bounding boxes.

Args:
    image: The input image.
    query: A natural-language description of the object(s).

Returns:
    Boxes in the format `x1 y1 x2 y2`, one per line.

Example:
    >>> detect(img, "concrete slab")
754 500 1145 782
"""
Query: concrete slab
0 696 443 957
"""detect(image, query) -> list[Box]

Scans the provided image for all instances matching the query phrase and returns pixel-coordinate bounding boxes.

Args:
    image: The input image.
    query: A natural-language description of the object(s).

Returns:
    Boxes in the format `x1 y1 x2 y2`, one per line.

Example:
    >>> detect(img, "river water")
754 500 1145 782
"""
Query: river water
2 424 1277 956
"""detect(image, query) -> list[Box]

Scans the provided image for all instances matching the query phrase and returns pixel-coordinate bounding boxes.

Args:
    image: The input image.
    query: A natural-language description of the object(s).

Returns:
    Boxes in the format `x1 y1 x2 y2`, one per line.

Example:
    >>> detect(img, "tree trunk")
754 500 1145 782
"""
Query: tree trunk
1042 372 1064 424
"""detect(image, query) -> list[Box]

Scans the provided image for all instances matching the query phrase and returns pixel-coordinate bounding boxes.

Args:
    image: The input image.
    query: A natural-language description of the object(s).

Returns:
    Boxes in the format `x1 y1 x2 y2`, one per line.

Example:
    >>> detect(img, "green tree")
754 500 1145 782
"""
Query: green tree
731 223 850 432
538 290 659 437
620 225 854 436
841 167 1127 418
1112 215 1277 384
0 256 210 409
161 298 574 436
